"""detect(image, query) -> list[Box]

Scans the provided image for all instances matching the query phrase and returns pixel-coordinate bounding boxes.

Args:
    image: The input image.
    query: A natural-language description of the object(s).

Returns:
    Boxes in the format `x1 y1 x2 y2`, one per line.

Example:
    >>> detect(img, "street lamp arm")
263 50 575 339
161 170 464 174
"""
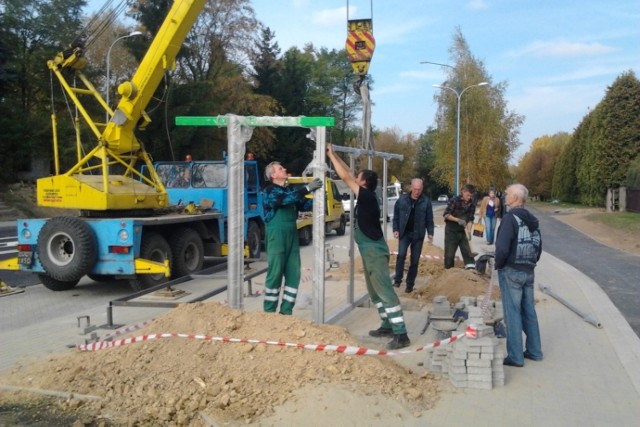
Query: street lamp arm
420 60 455 70
106 31 144 120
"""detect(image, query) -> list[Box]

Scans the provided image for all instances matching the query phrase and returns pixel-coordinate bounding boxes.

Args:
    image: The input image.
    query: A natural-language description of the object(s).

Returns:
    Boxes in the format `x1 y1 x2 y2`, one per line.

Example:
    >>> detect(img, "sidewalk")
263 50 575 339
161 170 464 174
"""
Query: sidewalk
1 223 640 425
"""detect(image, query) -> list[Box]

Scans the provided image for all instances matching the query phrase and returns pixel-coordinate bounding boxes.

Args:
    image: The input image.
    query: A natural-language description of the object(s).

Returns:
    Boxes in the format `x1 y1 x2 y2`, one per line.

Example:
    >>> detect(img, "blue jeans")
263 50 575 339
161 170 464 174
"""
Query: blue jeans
498 267 543 364
394 232 422 288
484 215 497 244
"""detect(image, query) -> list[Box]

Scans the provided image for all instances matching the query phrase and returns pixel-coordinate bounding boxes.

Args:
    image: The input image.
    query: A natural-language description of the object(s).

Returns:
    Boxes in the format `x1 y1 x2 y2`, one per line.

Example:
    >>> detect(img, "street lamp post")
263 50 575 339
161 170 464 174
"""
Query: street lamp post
433 82 488 195
106 31 143 121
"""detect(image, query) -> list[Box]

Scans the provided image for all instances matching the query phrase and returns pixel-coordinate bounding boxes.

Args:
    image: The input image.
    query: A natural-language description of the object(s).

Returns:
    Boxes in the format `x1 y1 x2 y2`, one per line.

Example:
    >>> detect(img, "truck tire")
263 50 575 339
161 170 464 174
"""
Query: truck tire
336 215 346 236
169 228 204 277
129 232 172 292
247 221 261 259
37 216 97 282
38 273 79 291
299 226 312 246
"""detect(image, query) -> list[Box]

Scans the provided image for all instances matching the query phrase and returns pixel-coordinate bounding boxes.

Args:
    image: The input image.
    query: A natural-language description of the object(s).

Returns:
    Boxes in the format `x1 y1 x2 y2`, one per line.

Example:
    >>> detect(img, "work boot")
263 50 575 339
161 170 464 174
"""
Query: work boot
369 327 394 338
386 333 411 350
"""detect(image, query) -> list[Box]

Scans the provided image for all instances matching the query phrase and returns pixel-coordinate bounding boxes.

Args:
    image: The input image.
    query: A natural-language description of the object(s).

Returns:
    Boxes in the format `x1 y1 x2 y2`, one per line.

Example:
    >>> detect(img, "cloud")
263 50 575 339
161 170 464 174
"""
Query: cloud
512 40 618 58
312 7 349 27
467 0 489 11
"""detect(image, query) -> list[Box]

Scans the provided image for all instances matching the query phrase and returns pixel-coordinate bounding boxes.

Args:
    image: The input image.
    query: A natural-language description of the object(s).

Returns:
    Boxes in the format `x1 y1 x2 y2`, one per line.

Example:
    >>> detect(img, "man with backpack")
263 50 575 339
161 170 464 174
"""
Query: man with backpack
495 183 543 367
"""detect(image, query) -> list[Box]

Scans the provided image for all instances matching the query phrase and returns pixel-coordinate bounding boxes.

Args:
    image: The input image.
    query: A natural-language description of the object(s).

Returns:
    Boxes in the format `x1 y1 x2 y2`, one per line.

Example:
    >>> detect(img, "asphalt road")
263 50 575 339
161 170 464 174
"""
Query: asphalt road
530 207 640 337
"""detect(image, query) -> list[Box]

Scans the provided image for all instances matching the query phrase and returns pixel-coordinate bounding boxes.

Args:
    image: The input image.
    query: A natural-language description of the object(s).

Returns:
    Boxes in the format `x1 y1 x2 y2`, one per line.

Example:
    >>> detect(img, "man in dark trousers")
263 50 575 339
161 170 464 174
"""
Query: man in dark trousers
495 183 543 367
443 183 477 269
262 162 322 315
392 178 435 293
326 144 410 350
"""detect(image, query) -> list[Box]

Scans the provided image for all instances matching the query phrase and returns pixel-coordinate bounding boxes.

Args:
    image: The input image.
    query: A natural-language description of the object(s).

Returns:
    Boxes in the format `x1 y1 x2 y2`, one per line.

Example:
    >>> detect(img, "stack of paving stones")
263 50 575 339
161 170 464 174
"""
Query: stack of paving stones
426 296 505 389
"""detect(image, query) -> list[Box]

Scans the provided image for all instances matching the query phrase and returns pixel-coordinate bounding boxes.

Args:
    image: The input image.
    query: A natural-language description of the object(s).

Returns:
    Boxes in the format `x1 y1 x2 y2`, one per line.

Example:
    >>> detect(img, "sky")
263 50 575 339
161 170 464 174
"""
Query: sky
88 0 640 162
250 0 640 161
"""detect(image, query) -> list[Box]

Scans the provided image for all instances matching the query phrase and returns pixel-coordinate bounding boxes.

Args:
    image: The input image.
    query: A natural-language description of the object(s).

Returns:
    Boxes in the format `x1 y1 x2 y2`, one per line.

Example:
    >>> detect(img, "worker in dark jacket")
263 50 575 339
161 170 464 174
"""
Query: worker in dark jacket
495 183 543 367
392 178 435 293
443 184 477 269
263 162 322 315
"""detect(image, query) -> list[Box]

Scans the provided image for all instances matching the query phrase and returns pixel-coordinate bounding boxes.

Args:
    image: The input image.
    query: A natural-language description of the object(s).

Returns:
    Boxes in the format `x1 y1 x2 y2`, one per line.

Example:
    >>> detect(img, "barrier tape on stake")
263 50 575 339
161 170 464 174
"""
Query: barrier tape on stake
77 326 478 356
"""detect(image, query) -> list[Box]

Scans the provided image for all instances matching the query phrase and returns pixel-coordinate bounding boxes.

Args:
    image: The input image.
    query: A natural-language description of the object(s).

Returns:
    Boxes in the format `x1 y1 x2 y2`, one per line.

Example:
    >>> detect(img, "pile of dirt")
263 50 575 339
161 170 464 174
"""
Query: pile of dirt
0 229 498 425
0 302 441 426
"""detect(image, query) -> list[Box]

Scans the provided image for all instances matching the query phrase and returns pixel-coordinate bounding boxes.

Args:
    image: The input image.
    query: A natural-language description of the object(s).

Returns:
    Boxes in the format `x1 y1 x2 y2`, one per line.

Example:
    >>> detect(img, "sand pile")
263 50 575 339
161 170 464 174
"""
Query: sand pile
0 302 441 425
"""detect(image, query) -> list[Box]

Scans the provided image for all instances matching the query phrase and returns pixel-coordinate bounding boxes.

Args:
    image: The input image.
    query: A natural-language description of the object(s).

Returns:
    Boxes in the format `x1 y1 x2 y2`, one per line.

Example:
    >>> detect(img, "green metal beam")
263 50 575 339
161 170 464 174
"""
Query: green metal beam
175 116 335 128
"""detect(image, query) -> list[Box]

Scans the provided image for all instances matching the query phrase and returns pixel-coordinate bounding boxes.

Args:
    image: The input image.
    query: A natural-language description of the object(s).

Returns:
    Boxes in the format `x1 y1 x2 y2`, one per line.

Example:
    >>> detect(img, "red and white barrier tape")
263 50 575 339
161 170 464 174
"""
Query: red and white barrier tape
77 326 477 356
98 319 156 342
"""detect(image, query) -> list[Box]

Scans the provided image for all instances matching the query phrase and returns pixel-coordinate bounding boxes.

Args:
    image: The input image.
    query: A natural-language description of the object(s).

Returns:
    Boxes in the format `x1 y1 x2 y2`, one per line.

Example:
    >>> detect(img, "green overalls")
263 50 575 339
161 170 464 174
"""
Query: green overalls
263 204 301 315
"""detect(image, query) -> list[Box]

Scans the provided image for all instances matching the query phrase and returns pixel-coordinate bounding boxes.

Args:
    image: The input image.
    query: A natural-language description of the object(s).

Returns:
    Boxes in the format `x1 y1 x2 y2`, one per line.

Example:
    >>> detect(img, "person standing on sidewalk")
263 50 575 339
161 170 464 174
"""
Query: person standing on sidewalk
326 144 410 350
495 183 543 367
479 189 501 245
443 184 477 269
392 178 435 293
262 162 322 315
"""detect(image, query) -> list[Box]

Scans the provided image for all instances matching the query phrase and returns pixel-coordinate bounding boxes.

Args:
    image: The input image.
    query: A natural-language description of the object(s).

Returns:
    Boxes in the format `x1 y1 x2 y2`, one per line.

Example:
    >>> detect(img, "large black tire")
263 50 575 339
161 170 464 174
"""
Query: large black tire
38 273 79 291
37 216 97 282
128 232 172 292
336 215 346 236
169 228 204 278
299 226 312 246
247 221 261 259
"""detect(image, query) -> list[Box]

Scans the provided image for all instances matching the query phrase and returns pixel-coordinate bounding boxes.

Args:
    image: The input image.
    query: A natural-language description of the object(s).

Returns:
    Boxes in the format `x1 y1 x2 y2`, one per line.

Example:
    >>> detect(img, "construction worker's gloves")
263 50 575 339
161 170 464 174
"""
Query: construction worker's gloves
307 178 323 192
457 219 467 227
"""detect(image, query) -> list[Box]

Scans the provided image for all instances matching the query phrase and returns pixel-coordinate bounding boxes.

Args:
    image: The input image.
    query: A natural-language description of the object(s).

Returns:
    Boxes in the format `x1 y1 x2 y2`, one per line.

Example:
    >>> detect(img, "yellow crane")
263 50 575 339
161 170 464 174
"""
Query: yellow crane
40 0 207 212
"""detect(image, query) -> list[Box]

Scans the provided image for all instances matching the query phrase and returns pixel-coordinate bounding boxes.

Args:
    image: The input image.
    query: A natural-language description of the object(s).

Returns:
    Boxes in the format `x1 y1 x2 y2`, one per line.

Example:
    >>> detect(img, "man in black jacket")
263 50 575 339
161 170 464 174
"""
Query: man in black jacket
443 184 477 269
392 178 435 293
495 183 543 367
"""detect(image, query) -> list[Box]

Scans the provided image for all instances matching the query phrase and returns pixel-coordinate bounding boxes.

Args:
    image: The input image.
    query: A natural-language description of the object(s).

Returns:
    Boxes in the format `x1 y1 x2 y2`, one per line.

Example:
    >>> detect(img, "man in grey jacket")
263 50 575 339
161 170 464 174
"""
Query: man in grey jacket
392 178 435 293
495 183 543 367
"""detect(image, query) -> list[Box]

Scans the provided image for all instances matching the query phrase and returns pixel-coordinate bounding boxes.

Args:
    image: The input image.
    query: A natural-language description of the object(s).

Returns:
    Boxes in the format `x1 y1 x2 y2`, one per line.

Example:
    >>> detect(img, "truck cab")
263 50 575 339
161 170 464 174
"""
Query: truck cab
150 159 264 258
286 176 347 245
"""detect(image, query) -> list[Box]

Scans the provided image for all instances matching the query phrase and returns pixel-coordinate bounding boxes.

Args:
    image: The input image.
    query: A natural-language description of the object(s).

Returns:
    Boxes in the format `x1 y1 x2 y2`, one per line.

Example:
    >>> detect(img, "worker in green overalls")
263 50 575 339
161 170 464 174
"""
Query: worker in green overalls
263 162 322 315
326 145 410 350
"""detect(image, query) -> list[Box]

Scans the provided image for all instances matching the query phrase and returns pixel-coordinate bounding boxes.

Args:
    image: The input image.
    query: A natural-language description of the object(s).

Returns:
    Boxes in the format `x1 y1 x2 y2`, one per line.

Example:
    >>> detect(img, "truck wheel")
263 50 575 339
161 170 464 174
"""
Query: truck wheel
299 226 312 246
129 232 172 292
169 228 204 277
37 216 97 282
38 273 79 291
247 221 261 259
88 274 116 282
336 216 346 236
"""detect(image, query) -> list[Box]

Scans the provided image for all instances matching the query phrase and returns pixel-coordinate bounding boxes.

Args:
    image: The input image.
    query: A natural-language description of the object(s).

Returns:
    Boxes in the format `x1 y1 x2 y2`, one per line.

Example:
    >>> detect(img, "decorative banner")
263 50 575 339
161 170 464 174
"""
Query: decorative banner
346 19 375 76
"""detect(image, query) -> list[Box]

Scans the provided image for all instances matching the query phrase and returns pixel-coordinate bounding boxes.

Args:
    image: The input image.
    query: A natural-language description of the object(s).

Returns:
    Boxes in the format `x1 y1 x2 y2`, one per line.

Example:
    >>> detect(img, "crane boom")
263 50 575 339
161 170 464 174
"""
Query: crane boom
38 0 206 212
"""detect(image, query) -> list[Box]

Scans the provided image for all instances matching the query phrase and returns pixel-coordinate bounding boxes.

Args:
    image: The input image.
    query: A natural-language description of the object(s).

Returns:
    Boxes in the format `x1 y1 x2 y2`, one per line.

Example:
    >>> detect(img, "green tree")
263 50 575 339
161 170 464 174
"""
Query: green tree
581 71 640 205
432 28 523 194
0 0 87 181
552 115 590 203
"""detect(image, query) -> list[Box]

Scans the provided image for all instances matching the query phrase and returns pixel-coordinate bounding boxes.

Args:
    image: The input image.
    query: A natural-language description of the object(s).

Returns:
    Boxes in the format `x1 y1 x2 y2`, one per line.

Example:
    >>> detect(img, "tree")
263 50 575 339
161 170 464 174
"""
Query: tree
431 28 523 194
516 133 570 200
0 0 87 181
579 71 640 205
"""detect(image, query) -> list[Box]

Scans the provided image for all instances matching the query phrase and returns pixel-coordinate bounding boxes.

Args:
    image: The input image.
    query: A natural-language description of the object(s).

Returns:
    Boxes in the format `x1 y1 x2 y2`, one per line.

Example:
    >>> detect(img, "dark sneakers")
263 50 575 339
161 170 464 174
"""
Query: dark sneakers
503 357 524 367
369 327 394 337
387 333 411 350
405 284 414 293
393 281 401 288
